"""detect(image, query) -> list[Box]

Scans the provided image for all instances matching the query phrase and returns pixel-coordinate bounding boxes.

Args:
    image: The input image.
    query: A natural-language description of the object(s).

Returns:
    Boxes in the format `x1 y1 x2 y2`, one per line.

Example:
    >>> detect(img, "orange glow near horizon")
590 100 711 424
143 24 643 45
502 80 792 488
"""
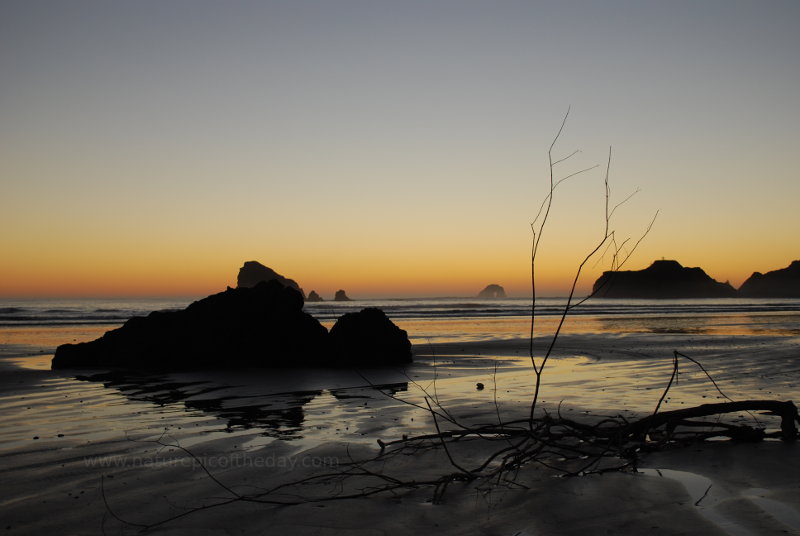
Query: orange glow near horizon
2 4 798 300
1 249 790 299
0 185 794 299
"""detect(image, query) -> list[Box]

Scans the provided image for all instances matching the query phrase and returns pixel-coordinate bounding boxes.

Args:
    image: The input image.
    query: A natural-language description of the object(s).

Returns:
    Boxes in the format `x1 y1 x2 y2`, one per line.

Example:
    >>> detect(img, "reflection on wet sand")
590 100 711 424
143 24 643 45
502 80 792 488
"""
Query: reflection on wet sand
599 315 712 334
599 312 800 336
74 371 408 440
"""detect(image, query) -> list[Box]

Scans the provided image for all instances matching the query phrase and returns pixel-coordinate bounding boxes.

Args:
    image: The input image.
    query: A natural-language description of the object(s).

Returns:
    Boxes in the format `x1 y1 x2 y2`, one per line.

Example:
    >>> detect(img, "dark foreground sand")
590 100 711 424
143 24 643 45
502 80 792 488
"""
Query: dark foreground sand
1 331 799 535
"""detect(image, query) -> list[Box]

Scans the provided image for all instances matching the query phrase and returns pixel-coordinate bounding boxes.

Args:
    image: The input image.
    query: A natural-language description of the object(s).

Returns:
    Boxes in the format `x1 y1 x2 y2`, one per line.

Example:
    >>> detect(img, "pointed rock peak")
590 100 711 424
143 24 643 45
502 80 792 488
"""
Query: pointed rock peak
307 290 324 302
334 290 352 302
236 261 304 298
739 259 800 297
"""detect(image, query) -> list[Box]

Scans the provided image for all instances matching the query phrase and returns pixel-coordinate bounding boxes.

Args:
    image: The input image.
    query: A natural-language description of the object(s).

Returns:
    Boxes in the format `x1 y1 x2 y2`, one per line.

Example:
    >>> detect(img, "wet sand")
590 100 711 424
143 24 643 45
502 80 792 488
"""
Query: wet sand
1 329 799 534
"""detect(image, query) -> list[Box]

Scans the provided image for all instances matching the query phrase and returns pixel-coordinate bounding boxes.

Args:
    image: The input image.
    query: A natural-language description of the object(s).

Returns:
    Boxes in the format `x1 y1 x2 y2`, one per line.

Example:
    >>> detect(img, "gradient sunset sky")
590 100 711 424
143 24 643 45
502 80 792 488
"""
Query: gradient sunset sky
2 1 798 298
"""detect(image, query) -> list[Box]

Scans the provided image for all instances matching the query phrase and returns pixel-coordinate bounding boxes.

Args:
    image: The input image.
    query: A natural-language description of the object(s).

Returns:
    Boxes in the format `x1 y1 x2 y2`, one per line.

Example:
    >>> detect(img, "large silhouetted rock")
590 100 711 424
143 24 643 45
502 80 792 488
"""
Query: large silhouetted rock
329 308 412 367
592 260 737 299
334 289 351 302
237 261 304 298
478 284 506 298
52 280 328 370
739 261 800 297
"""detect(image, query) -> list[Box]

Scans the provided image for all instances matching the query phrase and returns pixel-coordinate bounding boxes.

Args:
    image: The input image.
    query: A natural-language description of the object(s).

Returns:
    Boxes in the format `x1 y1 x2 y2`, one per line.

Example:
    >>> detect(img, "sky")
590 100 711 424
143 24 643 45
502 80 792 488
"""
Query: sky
1 1 798 298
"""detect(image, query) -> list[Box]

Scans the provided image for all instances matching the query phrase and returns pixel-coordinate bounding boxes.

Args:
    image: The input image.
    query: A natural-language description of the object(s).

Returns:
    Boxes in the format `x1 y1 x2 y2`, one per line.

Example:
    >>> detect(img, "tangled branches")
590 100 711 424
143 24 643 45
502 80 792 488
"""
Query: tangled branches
100 112 798 531
105 361 798 532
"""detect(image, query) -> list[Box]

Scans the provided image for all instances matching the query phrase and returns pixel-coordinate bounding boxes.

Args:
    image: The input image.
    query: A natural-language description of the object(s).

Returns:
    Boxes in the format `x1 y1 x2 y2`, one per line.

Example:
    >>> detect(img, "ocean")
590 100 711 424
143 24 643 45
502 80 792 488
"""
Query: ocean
5 296 800 326
2 296 800 357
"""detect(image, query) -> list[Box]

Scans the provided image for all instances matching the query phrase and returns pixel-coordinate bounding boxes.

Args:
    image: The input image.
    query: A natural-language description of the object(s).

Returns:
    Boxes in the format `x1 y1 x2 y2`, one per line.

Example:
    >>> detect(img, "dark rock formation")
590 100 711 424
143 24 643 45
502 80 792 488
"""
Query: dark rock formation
592 260 737 299
334 289 351 302
237 261 304 298
329 308 412 367
52 280 328 370
478 284 507 298
306 290 324 302
739 261 800 297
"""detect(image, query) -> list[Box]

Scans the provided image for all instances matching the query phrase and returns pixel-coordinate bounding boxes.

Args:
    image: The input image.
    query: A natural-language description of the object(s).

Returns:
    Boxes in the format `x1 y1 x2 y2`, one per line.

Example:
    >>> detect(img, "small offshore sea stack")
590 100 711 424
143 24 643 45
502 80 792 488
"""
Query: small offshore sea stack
334 289 352 302
478 284 506 298
306 290 324 302
329 308 412 367
52 280 328 370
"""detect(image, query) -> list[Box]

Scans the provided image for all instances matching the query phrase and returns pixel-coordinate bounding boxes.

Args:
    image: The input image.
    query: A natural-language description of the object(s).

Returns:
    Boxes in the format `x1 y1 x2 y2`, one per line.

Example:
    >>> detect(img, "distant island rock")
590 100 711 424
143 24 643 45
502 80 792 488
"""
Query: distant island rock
739 260 800 298
478 284 507 298
592 260 737 299
329 308 412 366
52 280 328 370
306 290 324 302
334 289 352 302
237 261 305 298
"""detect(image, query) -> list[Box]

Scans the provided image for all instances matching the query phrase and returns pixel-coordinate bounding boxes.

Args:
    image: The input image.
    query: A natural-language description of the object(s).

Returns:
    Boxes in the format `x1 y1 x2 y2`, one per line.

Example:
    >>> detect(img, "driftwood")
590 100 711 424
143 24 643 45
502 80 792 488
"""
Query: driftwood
625 399 799 442
376 399 800 447
98 112 798 532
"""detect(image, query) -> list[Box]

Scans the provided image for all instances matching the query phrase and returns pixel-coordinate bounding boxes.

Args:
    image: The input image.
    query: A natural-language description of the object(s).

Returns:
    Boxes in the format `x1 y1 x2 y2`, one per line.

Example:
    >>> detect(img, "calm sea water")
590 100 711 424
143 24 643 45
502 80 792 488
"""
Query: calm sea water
1 296 799 354
3 296 800 325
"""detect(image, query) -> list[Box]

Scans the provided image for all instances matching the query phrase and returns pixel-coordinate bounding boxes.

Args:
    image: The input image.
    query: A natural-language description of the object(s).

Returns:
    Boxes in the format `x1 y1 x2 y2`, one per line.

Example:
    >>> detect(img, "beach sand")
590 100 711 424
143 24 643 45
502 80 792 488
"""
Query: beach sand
1 329 799 534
